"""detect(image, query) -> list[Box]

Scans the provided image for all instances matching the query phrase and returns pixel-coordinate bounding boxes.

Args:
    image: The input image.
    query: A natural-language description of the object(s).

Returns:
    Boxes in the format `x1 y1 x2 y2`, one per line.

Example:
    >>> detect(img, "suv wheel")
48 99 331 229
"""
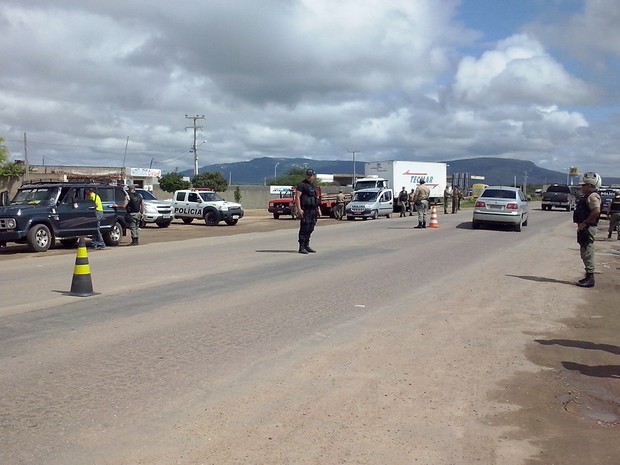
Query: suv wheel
225 218 238 226
27 224 53 252
103 221 123 246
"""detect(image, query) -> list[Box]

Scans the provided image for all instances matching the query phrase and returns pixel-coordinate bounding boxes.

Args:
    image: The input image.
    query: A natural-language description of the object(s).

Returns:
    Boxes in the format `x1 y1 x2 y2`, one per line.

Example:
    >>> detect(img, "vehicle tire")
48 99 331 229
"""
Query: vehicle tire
273 213 280 219
523 216 528 226
60 238 78 248
515 220 522 232
472 221 480 230
370 210 378 220
225 219 238 226
103 221 123 246
156 219 172 228
204 211 219 226
26 224 53 252
385 213 391 218
182 218 193 224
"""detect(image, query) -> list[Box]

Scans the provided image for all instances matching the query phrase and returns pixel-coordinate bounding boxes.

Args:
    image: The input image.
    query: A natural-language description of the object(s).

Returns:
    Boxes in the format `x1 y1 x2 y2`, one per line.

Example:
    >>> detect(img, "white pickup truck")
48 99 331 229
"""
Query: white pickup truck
171 189 244 226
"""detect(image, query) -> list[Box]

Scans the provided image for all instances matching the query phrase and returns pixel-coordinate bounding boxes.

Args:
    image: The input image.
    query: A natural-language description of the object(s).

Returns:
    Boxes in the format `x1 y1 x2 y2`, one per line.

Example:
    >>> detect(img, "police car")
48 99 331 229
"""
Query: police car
171 189 244 226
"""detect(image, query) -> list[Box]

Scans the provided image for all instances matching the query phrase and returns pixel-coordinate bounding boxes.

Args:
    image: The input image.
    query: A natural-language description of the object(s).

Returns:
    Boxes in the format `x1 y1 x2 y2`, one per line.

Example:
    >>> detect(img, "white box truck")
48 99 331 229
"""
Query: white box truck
355 161 447 205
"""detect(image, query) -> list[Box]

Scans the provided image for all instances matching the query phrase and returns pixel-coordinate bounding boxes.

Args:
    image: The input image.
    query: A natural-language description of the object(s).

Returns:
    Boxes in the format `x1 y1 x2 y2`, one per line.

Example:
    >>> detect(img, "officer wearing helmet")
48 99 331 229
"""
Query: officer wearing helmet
572 172 602 288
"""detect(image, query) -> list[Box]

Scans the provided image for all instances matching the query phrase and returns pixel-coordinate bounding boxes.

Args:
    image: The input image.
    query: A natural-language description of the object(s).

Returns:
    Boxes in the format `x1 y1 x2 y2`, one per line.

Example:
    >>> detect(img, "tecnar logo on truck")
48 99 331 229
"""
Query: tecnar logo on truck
174 207 203 216
403 171 433 184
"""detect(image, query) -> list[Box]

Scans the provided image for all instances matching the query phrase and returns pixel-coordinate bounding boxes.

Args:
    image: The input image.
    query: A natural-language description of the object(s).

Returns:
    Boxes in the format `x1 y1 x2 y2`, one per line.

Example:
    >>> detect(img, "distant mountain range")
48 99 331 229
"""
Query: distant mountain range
183 156 620 186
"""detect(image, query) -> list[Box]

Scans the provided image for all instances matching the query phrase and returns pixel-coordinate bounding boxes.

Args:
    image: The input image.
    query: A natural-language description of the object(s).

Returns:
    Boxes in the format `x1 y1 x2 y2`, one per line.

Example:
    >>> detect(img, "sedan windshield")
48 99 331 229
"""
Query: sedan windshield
10 187 60 206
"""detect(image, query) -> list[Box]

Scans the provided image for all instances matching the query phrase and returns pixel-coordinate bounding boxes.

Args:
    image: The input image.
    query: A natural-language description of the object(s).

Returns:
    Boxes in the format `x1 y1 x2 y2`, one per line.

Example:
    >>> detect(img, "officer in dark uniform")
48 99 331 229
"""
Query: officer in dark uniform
295 169 321 254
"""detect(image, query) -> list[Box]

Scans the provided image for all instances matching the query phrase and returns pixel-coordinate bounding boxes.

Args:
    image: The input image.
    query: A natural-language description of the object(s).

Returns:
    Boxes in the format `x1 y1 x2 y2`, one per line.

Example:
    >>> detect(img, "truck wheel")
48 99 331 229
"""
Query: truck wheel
60 238 78 248
225 219 238 226
182 218 193 224
204 211 219 226
103 221 123 246
27 224 53 252
273 213 280 219
370 210 378 220
156 219 172 228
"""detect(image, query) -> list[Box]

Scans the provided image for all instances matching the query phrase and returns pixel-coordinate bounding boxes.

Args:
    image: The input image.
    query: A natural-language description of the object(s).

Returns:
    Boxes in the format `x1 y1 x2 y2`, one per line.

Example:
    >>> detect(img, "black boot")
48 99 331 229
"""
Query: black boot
576 273 595 288
129 238 139 246
414 223 424 229
422 221 427 228
609 231 613 239
298 244 309 254
305 242 316 253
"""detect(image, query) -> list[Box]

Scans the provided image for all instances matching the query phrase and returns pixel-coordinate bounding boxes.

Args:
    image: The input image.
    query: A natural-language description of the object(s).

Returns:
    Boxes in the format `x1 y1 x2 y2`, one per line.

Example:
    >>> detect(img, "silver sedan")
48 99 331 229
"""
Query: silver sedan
472 186 529 232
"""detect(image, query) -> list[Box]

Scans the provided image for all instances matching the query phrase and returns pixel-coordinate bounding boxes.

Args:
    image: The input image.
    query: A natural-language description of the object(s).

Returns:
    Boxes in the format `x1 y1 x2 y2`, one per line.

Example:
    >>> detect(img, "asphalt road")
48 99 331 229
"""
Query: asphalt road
1 207 619 465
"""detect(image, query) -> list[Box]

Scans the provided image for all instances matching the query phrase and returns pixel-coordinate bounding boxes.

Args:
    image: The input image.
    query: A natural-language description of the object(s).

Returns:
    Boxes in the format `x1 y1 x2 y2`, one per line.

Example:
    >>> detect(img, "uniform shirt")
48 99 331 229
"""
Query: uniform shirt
296 179 318 208
87 191 103 212
126 192 143 213
413 184 431 201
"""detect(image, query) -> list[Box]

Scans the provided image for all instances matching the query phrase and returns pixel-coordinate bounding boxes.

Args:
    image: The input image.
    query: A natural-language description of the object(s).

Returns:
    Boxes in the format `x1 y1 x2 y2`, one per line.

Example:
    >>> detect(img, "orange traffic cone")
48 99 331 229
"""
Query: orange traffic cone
68 237 98 297
428 205 440 228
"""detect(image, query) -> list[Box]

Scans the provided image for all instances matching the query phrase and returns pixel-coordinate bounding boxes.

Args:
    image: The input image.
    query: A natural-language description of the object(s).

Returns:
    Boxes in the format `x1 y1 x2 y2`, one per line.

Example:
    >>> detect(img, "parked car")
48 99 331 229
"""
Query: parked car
472 186 529 232
345 188 393 220
598 188 619 219
135 188 174 228
0 182 127 251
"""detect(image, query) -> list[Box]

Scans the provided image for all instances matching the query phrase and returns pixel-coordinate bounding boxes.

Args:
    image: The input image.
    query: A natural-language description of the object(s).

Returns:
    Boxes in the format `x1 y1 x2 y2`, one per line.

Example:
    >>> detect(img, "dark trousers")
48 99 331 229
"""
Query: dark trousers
299 210 318 245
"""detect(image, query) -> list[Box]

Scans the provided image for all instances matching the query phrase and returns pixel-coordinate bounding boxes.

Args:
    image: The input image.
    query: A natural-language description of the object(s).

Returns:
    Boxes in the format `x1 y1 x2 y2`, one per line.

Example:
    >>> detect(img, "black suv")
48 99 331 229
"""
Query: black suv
0 182 127 252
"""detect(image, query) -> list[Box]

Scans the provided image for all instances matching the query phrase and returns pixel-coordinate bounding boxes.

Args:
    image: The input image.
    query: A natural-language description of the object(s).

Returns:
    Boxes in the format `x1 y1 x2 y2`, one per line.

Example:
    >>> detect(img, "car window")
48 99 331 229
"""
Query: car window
175 192 185 201
481 189 517 199
188 193 200 202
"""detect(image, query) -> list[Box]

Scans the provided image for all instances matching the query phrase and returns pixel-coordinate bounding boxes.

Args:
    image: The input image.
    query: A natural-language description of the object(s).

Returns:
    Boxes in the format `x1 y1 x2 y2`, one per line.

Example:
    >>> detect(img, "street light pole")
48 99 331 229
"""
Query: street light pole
274 162 280 178
347 149 360 187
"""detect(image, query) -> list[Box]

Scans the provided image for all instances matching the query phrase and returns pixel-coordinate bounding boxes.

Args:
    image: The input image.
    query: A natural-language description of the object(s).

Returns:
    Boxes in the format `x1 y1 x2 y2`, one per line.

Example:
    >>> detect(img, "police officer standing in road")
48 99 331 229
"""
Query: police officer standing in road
412 179 431 228
573 172 602 288
295 169 321 254
125 185 144 246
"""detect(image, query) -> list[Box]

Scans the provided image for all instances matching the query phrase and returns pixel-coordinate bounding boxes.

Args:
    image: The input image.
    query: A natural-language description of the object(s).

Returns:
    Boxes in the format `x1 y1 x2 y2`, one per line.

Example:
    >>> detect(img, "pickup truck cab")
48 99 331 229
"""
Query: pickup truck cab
541 184 576 211
172 189 244 226
345 188 393 220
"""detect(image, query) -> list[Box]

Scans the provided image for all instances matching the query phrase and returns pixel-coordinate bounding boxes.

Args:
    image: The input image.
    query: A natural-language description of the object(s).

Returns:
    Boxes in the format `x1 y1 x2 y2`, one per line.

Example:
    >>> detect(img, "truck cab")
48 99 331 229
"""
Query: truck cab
172 189 244 226
354 176 389 191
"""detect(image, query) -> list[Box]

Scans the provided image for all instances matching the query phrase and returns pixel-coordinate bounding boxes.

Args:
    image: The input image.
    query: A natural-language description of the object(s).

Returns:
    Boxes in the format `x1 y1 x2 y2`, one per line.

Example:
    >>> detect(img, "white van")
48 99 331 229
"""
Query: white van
345 188 394 220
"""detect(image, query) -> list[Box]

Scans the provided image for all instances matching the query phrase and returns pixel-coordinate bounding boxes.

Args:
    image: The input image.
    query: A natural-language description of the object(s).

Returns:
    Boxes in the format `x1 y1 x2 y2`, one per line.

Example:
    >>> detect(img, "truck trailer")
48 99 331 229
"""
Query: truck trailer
356 161 447 205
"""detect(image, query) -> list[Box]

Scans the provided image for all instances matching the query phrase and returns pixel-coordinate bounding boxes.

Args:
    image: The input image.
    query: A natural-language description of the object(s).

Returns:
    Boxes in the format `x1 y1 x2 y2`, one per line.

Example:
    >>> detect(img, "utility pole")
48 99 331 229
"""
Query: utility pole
347 149 360 187
23 132 29 182
185 114 205 177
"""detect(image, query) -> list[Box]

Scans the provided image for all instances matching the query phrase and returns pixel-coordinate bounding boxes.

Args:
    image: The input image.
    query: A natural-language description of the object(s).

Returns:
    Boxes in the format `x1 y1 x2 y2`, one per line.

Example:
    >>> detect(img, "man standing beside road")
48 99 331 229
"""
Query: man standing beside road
295 169 321 254
85 187 105 250
452 186 461 214
335 189 346 220
412 179 431 228
398 187 408 218
573 172 602 288
443 185 452 214
125 185 144 246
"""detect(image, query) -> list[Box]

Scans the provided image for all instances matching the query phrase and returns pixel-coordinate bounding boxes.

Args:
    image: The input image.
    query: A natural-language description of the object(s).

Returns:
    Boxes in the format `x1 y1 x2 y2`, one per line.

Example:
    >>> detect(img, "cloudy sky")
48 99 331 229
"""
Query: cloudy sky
1 0 619 177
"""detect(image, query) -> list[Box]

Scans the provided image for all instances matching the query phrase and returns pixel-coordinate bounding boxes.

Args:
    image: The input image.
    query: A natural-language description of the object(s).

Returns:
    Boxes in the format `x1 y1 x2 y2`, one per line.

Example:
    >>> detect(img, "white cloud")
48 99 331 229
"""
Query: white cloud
452 34 594 105
0 0 619 177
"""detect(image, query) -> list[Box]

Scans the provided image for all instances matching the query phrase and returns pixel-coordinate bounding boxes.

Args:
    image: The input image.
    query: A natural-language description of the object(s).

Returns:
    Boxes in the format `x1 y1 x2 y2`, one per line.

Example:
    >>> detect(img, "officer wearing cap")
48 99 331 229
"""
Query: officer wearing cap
125 185 144 246
573 172 602 287
295 169 321 254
